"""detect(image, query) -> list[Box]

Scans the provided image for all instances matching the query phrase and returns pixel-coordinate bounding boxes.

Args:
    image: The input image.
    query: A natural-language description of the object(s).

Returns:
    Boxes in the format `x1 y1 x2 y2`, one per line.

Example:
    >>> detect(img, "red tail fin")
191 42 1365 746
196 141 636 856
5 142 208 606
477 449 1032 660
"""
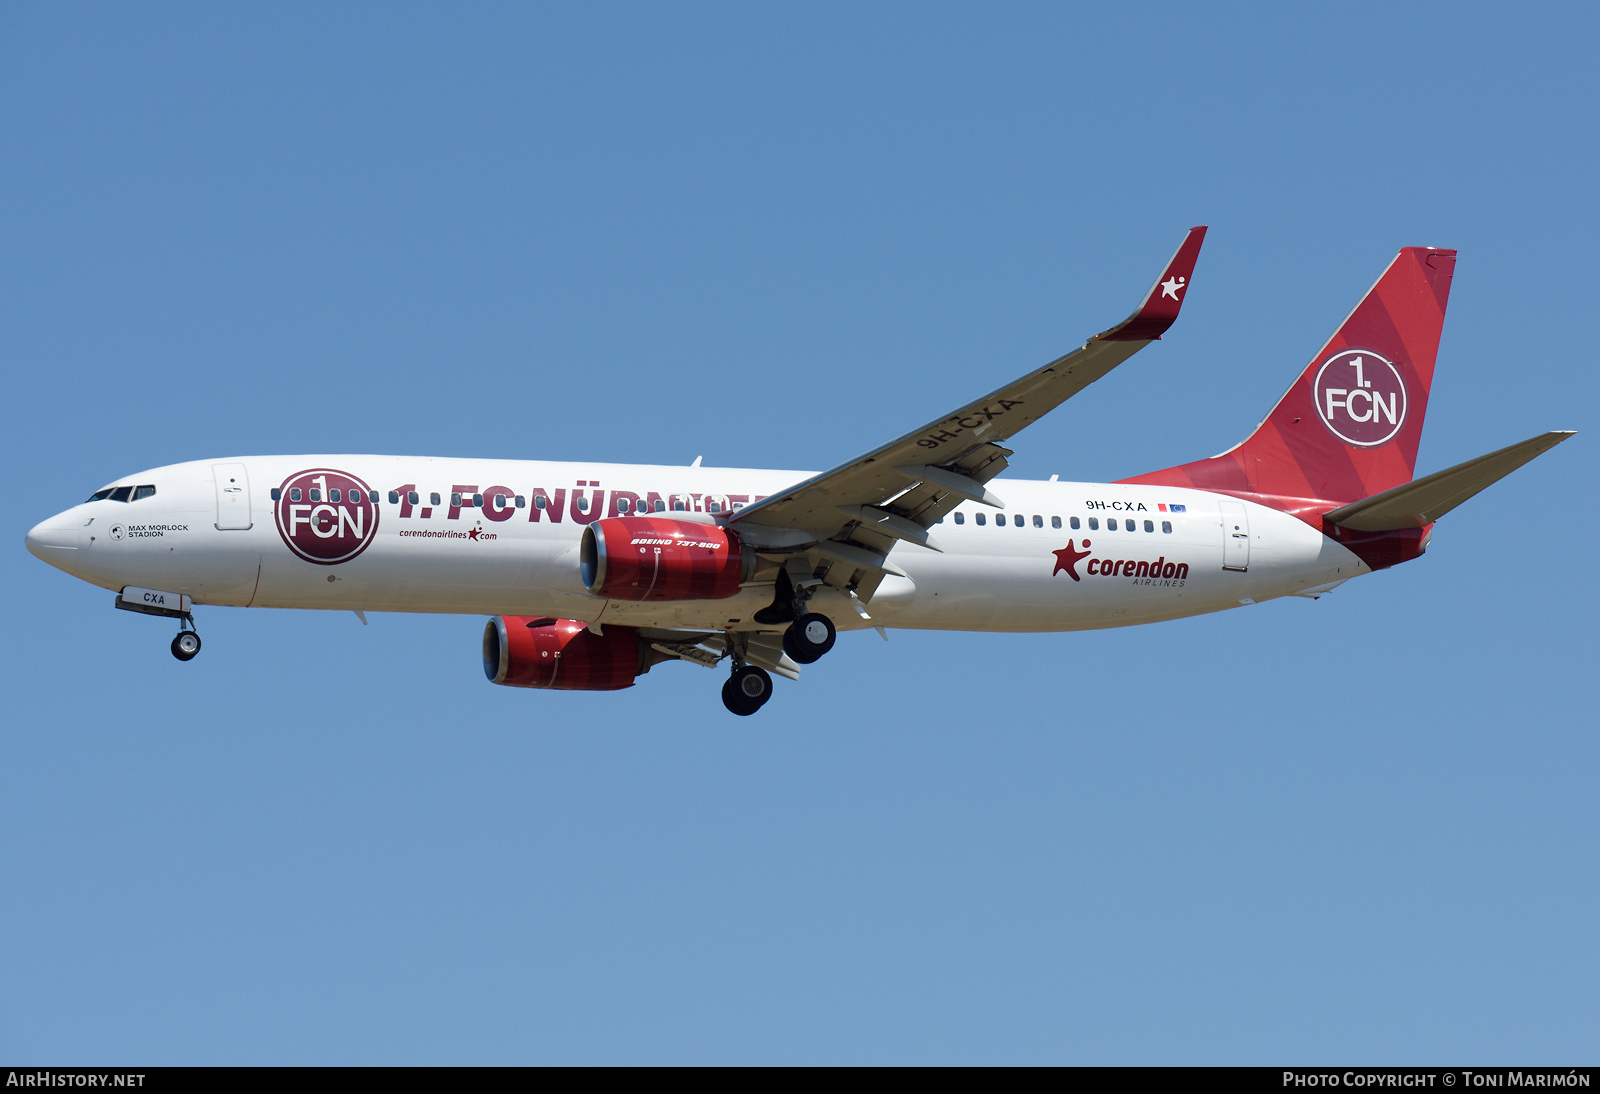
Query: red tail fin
1121 247 1457 516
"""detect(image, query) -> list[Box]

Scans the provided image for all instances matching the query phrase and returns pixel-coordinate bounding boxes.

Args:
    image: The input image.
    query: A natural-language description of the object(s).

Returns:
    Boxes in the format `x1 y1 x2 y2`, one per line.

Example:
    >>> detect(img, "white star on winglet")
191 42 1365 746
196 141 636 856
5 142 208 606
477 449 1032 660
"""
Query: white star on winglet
1160 275 1187 301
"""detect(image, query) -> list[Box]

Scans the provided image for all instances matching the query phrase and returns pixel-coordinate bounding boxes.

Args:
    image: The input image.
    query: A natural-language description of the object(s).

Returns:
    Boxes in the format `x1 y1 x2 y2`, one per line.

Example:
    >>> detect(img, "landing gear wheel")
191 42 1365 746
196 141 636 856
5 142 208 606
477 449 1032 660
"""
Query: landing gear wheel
783 612 836 665
171 631 202 662
721 665 774 716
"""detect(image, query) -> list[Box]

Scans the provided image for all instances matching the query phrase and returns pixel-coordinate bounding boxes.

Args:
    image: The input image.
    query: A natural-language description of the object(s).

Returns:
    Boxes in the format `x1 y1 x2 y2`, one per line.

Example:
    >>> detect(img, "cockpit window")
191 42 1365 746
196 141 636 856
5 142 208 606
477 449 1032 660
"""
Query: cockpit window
87 488 115 502
109 486 133 502
132 485 156 501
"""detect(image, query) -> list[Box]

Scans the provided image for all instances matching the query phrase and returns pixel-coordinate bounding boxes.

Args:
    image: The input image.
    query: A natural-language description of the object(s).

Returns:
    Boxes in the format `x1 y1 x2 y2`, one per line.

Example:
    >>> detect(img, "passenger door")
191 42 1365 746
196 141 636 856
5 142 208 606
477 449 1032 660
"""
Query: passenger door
213 463 252 530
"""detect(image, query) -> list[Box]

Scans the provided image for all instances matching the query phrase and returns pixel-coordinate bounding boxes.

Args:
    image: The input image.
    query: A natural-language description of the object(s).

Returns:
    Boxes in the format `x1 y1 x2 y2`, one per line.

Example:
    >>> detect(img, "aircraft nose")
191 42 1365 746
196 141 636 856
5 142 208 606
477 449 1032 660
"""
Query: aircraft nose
26 514 80 574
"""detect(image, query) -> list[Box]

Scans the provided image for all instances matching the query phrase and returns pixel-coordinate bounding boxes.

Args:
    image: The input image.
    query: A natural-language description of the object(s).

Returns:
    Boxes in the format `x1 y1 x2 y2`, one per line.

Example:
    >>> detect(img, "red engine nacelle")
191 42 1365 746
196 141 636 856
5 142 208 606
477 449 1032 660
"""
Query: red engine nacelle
483 616 652 691
580 517 751 602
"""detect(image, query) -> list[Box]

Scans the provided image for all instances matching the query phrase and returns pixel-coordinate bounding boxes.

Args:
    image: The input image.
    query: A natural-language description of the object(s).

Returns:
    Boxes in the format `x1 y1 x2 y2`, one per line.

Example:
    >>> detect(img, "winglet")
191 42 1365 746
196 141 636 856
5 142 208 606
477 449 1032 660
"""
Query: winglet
1099 225 1207 342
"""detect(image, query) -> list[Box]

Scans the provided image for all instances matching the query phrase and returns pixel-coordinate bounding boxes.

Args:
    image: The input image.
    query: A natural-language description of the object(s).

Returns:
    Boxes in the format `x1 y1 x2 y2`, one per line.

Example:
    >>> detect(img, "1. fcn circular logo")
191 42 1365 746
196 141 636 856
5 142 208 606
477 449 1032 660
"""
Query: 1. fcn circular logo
1312 349 1408 447
275 469 380 564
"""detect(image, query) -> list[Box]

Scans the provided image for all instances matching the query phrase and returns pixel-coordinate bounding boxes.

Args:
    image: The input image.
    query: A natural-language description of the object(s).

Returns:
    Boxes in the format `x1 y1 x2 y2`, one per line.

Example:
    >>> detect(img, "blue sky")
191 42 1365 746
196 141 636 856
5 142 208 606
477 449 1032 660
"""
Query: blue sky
2 3 1595 1064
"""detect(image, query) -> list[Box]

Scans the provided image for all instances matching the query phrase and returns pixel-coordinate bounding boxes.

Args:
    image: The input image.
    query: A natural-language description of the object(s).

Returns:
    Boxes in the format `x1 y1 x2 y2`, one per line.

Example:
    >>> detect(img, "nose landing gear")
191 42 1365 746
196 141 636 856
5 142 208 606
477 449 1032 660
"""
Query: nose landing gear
170 627 202 662
114 587 203 662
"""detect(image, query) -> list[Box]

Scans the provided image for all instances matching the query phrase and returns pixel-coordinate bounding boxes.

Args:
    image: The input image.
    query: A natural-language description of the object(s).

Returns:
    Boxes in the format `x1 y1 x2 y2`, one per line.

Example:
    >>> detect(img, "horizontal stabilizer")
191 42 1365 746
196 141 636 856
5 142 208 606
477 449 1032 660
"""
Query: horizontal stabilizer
1324 431 1574 531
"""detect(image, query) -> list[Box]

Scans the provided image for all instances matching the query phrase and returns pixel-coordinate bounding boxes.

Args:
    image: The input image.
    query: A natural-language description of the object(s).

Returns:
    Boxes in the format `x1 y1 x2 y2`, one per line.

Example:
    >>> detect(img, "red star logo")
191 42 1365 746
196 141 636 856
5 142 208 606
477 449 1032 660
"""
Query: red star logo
468 527 480 541
1051 539 1091 581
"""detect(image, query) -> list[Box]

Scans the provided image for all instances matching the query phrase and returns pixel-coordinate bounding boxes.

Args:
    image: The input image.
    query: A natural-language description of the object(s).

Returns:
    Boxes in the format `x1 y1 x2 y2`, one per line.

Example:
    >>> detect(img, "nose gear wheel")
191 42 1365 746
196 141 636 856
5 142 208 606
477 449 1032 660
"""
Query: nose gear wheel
171 628 202 661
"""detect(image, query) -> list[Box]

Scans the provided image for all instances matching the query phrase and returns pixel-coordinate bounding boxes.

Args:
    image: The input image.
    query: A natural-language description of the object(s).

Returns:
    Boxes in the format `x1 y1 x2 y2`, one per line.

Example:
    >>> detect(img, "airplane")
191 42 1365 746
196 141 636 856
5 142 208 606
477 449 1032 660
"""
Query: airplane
25 228 1574 715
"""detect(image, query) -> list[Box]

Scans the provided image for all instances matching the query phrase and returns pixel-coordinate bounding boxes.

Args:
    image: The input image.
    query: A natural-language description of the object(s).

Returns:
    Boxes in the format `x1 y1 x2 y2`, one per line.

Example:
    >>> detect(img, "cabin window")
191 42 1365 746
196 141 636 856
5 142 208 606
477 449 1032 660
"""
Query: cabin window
471 494 483 507
1162 520 1172 533
577 496 590 513
954 512 965 525
492 494 505 511
1144 520 1154 532
1033 514 1043 528
289 488 302 503
408 491 419 505
388 491 399 504
133 485 156 501
272 488 284 502
430 493 441 506
1111 518 1122 531
534 495 546 509
1069 516 1080 530
1014 514 1024 527
515 495 525 508
617 498 631 514
310 489 322 502
369 491 379 503
707 500 722 514
329 488 341 503
450 493 462 506
1088 517 1098 530
975 513 986 526
1051 516 1062 529
654 500 666 512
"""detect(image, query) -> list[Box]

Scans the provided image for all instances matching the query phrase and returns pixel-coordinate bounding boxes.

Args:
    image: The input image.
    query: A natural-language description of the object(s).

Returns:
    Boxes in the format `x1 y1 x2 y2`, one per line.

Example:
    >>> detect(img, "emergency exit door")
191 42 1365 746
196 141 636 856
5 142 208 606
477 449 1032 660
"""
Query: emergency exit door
1220 500 1249 571
213 463 252 530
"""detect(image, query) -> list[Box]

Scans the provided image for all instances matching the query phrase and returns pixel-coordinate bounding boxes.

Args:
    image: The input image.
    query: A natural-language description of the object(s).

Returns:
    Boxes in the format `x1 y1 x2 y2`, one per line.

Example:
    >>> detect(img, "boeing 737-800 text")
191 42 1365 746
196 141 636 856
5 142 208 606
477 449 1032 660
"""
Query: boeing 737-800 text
25 229 1573 714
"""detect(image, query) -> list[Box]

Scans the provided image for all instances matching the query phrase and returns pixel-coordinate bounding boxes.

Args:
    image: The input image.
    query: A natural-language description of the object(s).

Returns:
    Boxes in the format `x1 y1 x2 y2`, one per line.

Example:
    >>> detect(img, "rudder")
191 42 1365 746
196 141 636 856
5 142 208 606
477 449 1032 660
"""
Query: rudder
1122 246 1457 512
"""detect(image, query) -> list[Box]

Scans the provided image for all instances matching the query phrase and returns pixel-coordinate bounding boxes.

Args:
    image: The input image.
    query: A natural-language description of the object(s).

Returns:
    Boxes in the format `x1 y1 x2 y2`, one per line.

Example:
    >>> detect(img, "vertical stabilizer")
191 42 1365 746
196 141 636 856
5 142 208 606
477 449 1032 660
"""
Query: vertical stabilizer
1122 247 1456 514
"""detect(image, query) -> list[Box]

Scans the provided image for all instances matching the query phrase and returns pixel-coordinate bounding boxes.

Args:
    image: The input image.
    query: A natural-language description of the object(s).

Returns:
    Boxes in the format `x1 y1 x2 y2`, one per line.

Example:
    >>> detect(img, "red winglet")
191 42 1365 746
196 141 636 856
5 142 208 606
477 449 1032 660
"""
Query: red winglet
1100 225 1207 342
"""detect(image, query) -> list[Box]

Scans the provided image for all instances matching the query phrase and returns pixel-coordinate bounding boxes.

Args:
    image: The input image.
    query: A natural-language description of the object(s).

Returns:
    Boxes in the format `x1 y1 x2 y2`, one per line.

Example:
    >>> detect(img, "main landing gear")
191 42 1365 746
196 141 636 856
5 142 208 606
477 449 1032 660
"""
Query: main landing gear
756 569 841 666
723 572 841 714
782 612 836 665
718 614 838 716
722 665 773 716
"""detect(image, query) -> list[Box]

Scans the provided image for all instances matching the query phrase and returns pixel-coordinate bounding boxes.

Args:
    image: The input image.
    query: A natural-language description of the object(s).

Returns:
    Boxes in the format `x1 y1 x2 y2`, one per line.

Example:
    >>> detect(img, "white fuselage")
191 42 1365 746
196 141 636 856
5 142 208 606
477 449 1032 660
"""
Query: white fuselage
28 456 1369 633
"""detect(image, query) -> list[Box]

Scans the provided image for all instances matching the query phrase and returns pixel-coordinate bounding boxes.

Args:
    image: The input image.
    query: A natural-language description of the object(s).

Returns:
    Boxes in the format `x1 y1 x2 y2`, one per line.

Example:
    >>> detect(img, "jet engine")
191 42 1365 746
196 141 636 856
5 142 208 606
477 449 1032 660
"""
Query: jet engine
483 616 657 691
580 517 752 602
